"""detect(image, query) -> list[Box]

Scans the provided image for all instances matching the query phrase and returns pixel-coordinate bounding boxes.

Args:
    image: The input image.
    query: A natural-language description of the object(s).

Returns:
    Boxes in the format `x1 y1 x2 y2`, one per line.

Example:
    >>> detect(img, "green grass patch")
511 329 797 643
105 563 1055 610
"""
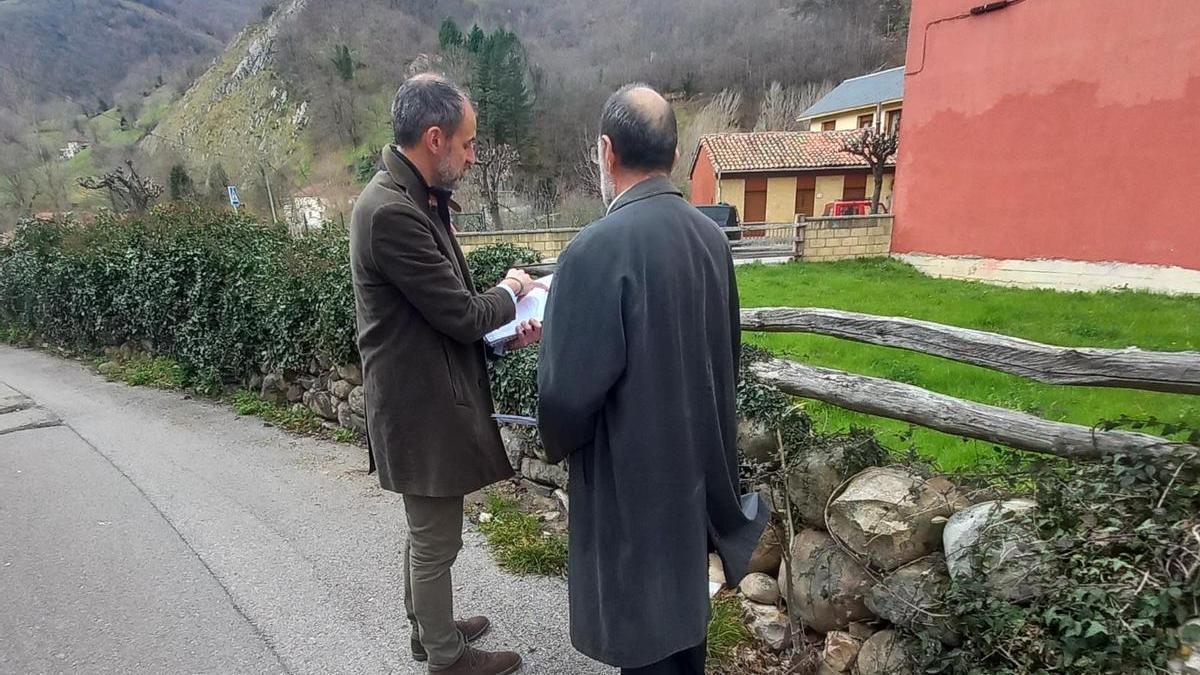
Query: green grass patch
96 354 187 389
706 593 753 666
478 492 568 576
736 258 1200 470
332 427 360 444
229 389 325 434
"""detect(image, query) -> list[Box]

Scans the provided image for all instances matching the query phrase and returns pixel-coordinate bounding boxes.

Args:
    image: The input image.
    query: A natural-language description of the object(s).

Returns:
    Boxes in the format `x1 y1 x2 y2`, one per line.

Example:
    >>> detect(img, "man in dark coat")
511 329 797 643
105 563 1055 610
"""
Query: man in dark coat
349 74 537 675
537 84 768 674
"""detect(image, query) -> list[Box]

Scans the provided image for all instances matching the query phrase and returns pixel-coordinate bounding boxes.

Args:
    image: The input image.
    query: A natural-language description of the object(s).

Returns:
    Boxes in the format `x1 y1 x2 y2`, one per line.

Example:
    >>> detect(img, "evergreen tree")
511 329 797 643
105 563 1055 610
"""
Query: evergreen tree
473 29 532 147
330 44 357 82
465 25 486 53
438 18 464 50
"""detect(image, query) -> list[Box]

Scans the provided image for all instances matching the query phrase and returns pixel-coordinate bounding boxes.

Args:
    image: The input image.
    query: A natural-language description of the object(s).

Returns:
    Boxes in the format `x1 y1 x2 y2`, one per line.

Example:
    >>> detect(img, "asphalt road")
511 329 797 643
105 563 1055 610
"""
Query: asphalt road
0 346 610 675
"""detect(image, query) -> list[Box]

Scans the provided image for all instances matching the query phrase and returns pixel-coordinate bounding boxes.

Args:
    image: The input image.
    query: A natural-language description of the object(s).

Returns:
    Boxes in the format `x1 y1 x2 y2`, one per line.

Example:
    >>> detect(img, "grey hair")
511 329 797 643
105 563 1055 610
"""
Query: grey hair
391 74 471 148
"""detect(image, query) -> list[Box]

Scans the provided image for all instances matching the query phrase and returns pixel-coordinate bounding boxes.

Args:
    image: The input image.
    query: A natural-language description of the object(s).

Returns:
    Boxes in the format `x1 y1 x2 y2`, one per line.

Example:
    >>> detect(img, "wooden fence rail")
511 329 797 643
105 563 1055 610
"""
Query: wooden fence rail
751 358 1194 461
741 307 1200 395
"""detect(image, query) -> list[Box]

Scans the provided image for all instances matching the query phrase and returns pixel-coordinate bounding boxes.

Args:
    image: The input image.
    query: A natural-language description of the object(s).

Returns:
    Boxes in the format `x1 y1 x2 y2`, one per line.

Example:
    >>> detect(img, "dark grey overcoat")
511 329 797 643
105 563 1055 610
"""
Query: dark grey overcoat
349 146 516 496
537 177 768 668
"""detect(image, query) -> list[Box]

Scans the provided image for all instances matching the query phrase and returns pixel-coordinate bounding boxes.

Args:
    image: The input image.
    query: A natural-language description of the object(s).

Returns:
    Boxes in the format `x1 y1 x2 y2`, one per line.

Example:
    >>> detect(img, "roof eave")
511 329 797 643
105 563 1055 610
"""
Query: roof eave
797 98 904 123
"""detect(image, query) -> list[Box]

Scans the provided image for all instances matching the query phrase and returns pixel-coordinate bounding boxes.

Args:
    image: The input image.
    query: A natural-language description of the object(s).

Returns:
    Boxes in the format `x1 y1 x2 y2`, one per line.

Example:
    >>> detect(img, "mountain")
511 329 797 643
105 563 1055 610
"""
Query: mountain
0 0 261 112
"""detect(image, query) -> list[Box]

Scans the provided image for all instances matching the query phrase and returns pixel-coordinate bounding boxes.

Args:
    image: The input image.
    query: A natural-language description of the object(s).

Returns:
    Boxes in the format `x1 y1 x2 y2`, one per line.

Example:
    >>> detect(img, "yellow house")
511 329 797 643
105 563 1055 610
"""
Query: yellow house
799 66 904 133
689 131 896 223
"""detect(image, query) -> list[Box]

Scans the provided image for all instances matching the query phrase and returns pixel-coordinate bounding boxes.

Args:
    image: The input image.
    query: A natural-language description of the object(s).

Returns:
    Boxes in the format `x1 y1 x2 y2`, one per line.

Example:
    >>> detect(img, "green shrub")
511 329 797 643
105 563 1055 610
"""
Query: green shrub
0 207 356 393
914 432 1200 674
464 242 541 292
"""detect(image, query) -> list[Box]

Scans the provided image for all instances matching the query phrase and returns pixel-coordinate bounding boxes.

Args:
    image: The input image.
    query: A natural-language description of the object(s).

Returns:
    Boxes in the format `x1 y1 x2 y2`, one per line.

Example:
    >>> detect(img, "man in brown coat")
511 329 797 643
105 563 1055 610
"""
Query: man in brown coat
349 74 537 675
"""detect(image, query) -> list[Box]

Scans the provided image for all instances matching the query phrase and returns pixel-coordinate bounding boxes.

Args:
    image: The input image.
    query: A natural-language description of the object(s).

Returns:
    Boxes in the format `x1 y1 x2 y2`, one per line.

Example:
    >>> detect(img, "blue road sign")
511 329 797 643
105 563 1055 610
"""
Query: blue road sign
227 185 241 208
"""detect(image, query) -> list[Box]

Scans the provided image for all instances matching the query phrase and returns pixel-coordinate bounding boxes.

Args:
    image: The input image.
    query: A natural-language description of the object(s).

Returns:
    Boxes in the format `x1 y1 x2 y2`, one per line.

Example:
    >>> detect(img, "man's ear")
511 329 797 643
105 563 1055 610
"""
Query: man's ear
424 126 444 154
601 134 616 173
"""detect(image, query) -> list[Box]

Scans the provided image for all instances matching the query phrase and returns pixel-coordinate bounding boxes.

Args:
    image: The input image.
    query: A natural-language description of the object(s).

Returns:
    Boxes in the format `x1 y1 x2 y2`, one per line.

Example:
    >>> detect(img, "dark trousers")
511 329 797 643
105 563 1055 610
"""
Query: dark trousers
620 642 706 675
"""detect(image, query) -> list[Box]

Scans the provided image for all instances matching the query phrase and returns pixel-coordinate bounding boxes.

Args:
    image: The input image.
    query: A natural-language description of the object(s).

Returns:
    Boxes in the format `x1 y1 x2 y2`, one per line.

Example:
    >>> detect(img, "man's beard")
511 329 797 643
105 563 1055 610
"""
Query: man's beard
599 161 616 206
434 154 465 191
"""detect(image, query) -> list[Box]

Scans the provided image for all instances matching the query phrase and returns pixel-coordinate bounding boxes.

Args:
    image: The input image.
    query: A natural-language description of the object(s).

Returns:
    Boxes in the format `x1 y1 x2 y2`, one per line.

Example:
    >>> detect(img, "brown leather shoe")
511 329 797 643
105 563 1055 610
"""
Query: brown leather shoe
428 646 522 674
411 616 492 662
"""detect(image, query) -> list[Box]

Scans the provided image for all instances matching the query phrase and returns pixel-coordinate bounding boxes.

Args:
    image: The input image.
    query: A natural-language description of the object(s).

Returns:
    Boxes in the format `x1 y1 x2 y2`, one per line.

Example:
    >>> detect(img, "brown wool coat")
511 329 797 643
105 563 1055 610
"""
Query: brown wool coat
349 146 516 496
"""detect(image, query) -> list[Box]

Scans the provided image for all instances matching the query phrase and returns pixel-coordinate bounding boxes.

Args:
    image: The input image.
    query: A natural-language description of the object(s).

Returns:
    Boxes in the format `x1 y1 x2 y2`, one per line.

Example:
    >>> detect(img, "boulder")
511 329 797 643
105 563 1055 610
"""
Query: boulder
331 379 355 400
827 467 968 571
854 630 915 675
261 372 285 394
738 418 779 464
286 382 306 404
865 555 957 644
260 373 287 405
307 390 339 421
822 630 863 672
97 361 118 376
739 572 780 605
848 622 876 641
348 386 365 416
786 437 887 528
748 523 784 576
521 457 568 490
709 553 727 587
741 598 791 652
778 529 875 633
314 372 331 393
247 373 264 391
499 426 529 472
943 499 1044 602
337 362 363 385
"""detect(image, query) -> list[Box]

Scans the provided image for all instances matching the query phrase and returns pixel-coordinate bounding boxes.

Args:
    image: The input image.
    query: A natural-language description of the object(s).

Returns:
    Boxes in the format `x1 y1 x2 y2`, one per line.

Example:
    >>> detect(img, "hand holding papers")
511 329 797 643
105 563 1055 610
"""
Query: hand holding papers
486 274 552 347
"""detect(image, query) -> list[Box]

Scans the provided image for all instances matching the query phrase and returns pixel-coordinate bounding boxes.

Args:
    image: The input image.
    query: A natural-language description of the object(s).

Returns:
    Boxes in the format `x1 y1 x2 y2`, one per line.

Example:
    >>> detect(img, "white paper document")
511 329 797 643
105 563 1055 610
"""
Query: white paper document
491 414 538 427
485 274 553 346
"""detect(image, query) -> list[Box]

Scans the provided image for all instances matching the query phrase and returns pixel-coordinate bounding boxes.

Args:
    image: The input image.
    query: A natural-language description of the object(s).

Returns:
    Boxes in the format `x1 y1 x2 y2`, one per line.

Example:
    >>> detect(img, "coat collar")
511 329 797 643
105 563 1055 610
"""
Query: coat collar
383 145 465 216
606 175 682 215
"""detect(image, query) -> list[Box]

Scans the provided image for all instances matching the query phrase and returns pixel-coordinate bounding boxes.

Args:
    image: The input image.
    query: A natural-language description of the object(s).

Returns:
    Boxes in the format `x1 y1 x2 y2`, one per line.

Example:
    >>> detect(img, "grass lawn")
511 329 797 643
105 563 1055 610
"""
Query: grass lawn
736 258 1200 470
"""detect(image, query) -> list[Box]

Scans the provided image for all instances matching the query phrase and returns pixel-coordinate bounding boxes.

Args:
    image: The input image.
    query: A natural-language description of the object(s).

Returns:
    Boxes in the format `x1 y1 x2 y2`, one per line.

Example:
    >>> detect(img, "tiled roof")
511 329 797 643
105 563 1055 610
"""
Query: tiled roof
799 66 905 120
694 130 894 175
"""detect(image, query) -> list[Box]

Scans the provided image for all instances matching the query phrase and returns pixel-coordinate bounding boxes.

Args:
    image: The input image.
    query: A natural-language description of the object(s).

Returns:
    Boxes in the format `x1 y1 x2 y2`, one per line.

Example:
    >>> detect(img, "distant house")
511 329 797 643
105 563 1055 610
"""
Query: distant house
689 131 896 223
59 140 90 161
798 66 904 133
283 188 329 234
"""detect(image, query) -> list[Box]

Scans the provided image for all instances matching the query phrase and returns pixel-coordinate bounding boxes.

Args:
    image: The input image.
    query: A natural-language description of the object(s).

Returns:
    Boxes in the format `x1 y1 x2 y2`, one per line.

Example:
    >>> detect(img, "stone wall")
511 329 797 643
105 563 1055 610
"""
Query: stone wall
800 215 893 261
252 358 367 436
457 228 582 258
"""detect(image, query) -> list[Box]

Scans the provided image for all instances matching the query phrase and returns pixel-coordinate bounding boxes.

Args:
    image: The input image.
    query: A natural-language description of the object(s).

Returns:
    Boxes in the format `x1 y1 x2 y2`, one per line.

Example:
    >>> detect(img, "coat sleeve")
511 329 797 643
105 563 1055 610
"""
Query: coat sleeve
537 233 627 464
369 203 516 344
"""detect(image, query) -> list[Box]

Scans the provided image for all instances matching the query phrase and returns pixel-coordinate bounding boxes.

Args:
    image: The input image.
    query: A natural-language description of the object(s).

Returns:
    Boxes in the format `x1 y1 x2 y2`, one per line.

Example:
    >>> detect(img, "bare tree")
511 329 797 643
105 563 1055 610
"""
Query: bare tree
471 142 519 229
673 89 742 192
840 126 898 214
79 160 163 213
754 80 834 131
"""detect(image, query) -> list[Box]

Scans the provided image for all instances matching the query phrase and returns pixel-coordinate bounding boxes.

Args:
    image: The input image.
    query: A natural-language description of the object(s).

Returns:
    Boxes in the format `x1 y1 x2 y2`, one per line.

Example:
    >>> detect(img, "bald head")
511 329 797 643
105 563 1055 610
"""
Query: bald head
599 83 678 173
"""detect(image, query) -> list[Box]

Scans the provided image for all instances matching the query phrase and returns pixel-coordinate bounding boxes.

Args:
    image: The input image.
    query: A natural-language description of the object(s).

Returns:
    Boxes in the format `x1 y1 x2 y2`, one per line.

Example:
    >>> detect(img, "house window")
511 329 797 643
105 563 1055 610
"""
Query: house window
794 175 816 217
842 174 867 201
886 109 902 133
821 120 836 131
857 113 874 129
743 177 767 223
